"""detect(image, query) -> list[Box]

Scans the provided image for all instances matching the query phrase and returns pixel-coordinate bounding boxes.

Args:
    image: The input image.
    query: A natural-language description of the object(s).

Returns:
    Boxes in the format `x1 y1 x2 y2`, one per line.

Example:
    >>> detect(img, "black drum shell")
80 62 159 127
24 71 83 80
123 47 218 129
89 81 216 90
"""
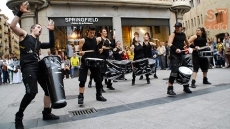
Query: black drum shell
39 56 67 109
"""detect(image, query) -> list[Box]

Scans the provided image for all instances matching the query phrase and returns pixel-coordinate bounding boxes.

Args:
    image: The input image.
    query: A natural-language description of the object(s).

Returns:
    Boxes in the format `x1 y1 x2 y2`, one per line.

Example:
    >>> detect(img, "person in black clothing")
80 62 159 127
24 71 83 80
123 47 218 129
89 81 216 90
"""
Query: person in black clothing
167 22 192 95
113 41 127 80
132 36 150 85
10 2 59 129
188 27 211 88
88 28 115 91
139 32 158 80
78 25 107 105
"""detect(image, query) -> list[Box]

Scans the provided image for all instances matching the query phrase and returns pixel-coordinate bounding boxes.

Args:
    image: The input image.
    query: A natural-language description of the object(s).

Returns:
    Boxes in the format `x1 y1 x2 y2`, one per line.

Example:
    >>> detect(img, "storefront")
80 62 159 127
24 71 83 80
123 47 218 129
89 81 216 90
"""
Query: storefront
6 0 175 57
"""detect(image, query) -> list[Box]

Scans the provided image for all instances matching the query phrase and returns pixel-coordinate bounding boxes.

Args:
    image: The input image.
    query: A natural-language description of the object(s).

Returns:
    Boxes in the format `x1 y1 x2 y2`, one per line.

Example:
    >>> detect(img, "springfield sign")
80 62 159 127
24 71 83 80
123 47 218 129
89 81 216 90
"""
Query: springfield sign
205 8 228 30
65 17 98 25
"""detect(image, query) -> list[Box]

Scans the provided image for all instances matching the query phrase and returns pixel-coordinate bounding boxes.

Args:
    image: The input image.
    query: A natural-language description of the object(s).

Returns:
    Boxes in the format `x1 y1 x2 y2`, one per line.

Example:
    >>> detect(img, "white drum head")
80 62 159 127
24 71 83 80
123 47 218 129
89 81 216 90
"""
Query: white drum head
178 66 193 75
86 58 103 61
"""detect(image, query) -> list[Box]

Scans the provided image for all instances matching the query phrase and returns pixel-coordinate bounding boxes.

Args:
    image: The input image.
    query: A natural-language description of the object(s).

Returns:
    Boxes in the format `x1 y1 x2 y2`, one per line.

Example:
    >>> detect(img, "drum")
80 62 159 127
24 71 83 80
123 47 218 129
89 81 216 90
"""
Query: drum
39 56 67 109
132 58 151 76
176 66 193 85
148 58 156 74
104 68 121 80
84 58 105 67
198 51 213 58
113 60 133 74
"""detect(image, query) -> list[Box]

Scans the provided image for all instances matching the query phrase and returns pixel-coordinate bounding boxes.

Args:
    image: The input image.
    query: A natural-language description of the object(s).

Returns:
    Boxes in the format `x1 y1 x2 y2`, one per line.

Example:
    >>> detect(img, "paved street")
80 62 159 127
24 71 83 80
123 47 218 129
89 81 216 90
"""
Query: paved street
0 68 230 129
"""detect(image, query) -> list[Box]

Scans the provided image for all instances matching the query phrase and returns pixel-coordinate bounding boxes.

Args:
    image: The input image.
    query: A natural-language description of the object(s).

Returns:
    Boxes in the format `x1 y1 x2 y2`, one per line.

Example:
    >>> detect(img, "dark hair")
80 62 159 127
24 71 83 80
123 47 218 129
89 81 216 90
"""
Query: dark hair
87 25 96 31
100 28 107 33
30 24 41 32
132 37 138 45
197 27 207 38
225 32 229 36
144 32 151 39
134 32 139 36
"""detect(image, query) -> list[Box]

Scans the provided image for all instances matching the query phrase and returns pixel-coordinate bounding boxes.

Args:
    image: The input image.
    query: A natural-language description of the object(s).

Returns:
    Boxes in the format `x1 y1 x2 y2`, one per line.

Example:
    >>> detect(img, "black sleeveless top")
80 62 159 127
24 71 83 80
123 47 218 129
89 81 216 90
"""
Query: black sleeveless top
98 37 110 59
171 32 186 57
134 43 144 60
20 34 41 67
192 35 207 56
82 37 99 59
143 42 152 58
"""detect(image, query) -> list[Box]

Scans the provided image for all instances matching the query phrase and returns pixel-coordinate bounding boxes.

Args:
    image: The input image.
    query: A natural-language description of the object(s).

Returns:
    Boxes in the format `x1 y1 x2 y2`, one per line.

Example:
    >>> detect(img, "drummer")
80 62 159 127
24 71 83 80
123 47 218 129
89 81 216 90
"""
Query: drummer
167 22 192 95
131 36 151 85
78 25 107 105
88 28 115 91
139 32 158 80
10 2 59 129
188 27 211 88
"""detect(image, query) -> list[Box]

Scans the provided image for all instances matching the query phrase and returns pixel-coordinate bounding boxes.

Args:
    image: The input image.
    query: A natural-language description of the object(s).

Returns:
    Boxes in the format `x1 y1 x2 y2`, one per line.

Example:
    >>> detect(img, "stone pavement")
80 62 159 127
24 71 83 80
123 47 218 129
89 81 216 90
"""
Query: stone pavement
0 68 230 129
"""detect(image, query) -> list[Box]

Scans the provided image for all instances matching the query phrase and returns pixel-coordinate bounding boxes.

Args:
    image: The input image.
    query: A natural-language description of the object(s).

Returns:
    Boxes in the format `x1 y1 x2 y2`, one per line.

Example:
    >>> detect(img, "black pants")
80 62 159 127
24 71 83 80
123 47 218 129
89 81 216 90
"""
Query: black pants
62 69 70 78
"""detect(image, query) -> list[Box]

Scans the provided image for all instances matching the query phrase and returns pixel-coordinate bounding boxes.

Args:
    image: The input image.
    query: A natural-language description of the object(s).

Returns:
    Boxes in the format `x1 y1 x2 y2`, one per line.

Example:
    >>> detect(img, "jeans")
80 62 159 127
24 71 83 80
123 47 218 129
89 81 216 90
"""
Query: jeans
71 66 79 77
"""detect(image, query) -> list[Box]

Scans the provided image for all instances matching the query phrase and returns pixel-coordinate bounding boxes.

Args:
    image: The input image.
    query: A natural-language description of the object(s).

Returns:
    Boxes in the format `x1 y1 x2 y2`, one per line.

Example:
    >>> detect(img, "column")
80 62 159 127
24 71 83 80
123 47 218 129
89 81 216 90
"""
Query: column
112 17 123 47
20 12 35 33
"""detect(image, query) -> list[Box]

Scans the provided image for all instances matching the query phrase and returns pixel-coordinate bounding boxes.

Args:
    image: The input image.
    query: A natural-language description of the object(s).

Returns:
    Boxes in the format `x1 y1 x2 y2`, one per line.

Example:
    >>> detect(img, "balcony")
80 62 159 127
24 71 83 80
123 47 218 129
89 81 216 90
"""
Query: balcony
0 43 2 47
0 25 1 29
0 34 2 38
7 0 46 11
50 0 172 8
171 0 191 13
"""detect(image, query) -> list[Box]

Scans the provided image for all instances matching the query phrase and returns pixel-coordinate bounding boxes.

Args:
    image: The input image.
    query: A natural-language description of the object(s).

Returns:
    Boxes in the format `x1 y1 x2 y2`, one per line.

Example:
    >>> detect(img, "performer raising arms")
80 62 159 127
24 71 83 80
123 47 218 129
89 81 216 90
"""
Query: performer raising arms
10 1 59 129
78 25 107 105
167 22 192 95
189 27 211 88
131 36 150 85
139 32 158 80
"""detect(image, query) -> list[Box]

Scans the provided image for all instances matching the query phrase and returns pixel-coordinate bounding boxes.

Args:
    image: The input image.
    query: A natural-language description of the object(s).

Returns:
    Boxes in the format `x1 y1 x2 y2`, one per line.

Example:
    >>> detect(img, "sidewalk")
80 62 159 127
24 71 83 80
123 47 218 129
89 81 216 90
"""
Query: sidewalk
0 68 230 129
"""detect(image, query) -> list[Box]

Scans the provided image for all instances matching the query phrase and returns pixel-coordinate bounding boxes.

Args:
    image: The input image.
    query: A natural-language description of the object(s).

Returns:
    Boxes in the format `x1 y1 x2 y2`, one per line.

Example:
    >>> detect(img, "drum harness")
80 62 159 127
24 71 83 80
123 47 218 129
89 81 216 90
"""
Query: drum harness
20 38 40 61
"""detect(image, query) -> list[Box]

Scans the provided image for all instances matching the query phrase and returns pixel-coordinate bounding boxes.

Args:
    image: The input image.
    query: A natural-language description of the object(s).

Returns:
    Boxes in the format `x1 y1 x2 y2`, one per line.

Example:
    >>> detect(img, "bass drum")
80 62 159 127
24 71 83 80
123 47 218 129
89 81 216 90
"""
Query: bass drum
148 58 156 74
132 58 151 76
176 66 193 85
39 56 67 109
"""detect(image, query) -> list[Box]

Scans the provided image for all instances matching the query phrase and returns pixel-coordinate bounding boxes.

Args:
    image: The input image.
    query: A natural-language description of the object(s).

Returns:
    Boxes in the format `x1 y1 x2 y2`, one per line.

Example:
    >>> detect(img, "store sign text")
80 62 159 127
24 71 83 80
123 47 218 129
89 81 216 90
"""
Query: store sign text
65 18 99 25
205 8 228 30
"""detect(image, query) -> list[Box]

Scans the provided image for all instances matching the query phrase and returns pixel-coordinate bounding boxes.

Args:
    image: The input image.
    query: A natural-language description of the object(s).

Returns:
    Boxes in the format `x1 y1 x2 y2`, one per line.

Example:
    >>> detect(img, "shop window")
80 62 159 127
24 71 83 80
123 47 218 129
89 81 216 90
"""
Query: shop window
154 26 160 34
194 18 196 26
201 14 203 24
197 16 200 25
191 19 193 27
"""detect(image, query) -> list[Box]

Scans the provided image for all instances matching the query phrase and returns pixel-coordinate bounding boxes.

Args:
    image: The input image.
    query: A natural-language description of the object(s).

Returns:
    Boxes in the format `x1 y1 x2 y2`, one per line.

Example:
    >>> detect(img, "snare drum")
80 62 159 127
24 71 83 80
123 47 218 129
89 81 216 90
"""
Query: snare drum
84 58 105 67
198 51 213 58
176 66 193 85
132 58 151 76
113 60 133 74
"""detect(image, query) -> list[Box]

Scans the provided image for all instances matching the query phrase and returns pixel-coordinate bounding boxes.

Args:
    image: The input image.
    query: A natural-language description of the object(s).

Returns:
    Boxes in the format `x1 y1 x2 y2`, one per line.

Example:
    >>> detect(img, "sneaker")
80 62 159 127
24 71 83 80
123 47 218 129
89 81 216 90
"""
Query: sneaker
64 77 66 80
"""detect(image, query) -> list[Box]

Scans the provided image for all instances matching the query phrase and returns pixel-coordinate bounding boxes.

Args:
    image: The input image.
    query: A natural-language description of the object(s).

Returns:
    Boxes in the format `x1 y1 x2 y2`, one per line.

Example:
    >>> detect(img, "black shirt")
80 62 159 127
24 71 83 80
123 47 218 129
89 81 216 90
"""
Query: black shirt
192 35 207 56
171 32 186 58
113 47 122 61
98 37 110 59
82 37 99 60
134 43 144 60
143 42 152 58
20 31 54 68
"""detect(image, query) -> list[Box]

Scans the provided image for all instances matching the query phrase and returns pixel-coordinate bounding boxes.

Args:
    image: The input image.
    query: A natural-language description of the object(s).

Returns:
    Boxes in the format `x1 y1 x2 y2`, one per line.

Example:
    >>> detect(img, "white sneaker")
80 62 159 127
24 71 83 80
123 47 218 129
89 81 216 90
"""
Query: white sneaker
64 77 66 80
10 82 13 85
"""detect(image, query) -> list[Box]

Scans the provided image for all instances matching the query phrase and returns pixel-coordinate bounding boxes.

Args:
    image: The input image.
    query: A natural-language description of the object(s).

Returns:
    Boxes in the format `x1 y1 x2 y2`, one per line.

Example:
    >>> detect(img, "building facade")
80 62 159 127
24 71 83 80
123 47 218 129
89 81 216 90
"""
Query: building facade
0 13 20 58
7 0 191 56
183 0 230 40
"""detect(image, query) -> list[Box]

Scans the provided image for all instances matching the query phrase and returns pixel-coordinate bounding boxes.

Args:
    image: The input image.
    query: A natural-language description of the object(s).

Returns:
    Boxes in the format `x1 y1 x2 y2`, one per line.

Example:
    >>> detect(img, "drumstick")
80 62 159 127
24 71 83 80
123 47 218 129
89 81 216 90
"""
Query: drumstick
76 50 94 53
198 46 210 50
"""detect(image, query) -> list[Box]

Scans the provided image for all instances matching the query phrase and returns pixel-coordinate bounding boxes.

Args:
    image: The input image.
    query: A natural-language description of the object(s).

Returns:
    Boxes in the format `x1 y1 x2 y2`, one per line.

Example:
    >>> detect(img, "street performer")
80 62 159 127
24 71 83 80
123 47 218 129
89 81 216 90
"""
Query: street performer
78 25 107 105
139 32 158 80
10 1 59 129
167 22 192 95
189 27 211 88
131 36 151 85
88 28 115 91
